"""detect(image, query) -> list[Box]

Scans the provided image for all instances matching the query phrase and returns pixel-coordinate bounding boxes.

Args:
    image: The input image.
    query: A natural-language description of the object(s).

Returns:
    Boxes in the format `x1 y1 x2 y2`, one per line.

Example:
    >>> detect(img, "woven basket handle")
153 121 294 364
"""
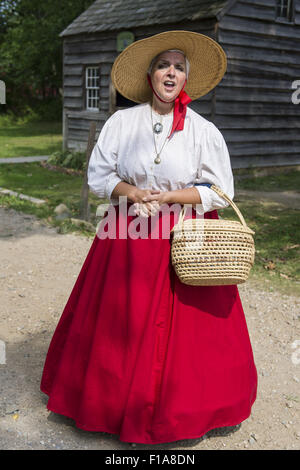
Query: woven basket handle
177 183 250 229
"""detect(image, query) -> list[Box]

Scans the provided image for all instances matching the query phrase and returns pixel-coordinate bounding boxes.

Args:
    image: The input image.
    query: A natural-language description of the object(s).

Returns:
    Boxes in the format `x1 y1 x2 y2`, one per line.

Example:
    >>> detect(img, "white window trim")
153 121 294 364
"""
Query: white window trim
86 66 100 111
276 0 294 22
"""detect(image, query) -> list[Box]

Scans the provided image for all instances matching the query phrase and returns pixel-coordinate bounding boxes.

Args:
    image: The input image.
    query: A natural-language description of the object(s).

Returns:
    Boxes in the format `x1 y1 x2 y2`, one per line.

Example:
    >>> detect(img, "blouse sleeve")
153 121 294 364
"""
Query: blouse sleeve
87 111 123 205
193 121 234 215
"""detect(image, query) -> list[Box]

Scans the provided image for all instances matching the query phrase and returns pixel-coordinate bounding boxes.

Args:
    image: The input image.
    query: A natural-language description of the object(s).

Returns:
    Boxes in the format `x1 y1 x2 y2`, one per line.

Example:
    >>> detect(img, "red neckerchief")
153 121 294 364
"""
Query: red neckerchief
147 73 192 138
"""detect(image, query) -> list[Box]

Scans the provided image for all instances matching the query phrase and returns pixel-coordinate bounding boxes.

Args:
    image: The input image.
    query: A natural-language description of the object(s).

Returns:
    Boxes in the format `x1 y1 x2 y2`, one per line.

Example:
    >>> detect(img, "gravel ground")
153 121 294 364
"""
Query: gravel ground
0 206 299 451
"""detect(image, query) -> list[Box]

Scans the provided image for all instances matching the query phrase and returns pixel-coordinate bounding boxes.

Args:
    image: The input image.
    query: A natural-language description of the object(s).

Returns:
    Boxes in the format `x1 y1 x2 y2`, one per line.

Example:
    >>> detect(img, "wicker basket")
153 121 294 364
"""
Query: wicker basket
170 184 255 286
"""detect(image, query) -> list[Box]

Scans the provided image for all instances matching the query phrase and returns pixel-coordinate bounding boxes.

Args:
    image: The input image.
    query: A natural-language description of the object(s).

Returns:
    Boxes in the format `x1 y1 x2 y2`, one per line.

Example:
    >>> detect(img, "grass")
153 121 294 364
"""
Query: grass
0 120 62 159
0 163 299 295
219 200 300 293
219 169 300 296
234 169 300 192
0 162 102 237
0 162 83 207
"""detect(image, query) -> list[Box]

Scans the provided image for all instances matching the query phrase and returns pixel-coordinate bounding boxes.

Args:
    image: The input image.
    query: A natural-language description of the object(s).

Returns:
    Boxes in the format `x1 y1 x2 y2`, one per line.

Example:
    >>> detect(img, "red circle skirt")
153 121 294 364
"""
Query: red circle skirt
40 202 258 444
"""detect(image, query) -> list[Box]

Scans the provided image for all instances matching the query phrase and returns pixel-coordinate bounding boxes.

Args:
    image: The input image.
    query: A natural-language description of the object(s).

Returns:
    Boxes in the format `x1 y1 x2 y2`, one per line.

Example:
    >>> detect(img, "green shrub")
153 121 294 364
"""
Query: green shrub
0 98 62 124
33 98 62 122
0 107 39 126
48 150 86 171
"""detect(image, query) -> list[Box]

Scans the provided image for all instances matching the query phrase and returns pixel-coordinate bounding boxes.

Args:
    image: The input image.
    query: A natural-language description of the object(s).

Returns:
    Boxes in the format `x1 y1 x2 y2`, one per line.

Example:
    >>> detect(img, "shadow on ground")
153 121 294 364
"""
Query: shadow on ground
0 330 242 450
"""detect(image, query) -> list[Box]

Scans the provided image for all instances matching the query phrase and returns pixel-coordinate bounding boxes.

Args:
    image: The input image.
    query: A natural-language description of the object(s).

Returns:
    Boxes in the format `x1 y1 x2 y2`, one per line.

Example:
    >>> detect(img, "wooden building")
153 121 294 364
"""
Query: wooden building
60 0 300 169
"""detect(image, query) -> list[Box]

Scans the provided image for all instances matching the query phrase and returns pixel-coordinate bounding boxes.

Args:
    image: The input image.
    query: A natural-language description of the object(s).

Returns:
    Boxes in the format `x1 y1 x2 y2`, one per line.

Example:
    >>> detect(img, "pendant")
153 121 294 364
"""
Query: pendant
154 154 161 164
153 122 163 134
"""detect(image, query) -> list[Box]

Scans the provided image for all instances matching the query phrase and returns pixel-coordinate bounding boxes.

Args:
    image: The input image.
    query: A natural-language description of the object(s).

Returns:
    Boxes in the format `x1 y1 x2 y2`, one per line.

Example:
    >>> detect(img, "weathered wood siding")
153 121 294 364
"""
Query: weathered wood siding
63 35 114 150
217 0 300 168
62 19 216 150
62 1 300 169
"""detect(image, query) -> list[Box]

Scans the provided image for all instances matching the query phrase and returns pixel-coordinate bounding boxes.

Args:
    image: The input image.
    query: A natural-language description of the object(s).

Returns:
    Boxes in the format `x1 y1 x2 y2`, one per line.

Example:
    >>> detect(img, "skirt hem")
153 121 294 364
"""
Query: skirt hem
40 387 257 445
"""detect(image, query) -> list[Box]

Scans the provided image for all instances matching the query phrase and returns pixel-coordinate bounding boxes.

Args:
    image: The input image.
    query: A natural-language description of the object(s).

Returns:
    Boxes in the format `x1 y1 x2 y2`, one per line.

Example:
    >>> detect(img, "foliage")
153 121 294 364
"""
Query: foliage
0 0 94 114
48 150 86 171
24 96 63 122
0 98 62 123
0 1 18 41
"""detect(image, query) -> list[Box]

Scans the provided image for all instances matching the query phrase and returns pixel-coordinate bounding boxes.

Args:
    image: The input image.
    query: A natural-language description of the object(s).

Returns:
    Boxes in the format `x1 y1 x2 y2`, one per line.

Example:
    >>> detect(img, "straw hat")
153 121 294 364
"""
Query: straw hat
111 30 227 103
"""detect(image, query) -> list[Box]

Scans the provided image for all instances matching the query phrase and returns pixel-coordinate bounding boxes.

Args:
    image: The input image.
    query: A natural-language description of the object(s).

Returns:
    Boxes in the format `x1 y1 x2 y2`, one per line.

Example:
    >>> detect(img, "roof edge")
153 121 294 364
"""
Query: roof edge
215 0 238 21
59 0 234 38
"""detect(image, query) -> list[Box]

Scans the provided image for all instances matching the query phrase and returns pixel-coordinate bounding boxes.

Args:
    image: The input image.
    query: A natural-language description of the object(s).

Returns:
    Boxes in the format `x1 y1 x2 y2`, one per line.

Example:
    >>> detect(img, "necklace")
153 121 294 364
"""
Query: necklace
153 117 163 135
151 107 173 164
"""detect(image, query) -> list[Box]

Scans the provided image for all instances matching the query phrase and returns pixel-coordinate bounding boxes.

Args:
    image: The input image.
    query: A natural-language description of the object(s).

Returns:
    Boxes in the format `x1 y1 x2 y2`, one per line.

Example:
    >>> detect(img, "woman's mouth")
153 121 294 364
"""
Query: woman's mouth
163 81 176 90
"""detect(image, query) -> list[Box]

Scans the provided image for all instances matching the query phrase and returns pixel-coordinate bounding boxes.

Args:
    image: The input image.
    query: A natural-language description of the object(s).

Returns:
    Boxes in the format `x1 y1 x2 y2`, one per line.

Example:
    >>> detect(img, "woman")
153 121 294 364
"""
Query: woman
40 31 257 445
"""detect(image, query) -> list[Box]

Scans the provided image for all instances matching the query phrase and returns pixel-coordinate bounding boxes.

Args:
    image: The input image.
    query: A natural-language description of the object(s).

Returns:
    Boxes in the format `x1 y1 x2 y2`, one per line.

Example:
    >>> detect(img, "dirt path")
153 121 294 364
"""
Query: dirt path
0 206 299 450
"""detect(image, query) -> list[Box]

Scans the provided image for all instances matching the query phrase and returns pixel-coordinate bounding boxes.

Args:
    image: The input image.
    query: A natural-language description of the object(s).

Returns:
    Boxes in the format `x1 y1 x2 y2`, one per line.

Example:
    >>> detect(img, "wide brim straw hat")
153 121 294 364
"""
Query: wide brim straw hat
111 30 227 103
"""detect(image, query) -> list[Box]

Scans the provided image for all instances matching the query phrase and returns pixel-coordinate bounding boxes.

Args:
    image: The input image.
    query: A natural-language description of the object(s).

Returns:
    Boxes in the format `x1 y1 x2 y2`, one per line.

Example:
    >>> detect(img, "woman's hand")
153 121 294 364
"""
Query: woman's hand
133 201 160 218
129 187 161 204
142 191 171 206
130 188 170 217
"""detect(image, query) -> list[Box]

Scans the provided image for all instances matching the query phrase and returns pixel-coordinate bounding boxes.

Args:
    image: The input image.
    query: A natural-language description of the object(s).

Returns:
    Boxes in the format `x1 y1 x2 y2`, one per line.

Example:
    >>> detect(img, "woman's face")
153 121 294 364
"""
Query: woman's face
150 51 187 103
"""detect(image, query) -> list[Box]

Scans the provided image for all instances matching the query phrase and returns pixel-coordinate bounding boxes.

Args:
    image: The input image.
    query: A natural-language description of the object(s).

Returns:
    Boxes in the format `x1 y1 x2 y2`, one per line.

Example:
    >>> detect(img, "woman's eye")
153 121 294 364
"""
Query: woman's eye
157 63 184 71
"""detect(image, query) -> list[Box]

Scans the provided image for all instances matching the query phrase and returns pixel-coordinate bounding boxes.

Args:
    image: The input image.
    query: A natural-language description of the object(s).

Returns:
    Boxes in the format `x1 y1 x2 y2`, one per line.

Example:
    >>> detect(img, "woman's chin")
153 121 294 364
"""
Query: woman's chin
159 92 178 103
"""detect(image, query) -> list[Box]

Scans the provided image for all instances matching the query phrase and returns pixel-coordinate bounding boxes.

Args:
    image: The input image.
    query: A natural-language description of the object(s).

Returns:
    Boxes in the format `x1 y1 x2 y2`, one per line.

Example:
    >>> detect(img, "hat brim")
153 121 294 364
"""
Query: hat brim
111 30 227 103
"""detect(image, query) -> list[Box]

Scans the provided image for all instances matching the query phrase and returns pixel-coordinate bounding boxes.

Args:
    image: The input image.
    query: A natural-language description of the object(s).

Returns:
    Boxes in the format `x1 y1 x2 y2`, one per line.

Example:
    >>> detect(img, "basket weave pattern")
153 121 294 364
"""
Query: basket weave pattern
170 185 255 286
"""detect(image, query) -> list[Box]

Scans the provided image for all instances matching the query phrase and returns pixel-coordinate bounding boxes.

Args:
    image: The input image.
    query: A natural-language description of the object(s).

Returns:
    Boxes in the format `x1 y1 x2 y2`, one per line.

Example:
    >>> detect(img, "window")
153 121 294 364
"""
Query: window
276 0 294 22
86 66 100 111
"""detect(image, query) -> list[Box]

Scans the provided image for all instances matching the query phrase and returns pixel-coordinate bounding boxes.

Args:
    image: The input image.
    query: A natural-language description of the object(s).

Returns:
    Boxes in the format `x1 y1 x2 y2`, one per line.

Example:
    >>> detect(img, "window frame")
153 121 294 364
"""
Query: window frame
275 0 295 23
109 79 136 115
85 65 100 112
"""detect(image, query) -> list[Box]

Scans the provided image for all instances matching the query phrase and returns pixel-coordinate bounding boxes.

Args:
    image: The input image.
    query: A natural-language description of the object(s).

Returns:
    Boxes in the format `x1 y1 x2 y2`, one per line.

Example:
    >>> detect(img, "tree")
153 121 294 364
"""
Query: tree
0 0 94 113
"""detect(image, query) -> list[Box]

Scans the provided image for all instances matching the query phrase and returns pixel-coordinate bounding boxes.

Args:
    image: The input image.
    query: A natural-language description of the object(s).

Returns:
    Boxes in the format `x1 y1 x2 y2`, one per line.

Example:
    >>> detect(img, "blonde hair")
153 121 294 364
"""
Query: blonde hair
148 49 190 78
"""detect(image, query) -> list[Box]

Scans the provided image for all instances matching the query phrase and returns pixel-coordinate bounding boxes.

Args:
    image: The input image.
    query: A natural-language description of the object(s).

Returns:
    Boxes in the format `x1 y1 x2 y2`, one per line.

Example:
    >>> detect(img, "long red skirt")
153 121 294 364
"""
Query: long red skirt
40 202 258 445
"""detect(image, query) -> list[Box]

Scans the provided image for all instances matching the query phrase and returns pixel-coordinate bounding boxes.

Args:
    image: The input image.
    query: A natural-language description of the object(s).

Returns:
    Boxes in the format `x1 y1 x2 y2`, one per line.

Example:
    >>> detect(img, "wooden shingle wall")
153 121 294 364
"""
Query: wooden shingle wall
62 0 300 169
63 20 217 151
216 0 300 168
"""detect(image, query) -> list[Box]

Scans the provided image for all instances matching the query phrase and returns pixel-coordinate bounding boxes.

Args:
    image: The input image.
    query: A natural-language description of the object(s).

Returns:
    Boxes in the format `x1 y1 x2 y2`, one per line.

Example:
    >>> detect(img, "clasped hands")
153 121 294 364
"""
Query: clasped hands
131 188 170 218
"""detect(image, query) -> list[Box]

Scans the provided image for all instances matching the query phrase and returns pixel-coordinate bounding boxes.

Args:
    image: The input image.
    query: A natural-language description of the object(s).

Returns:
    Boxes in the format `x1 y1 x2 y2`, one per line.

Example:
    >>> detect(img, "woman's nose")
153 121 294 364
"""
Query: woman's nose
167 65 175 77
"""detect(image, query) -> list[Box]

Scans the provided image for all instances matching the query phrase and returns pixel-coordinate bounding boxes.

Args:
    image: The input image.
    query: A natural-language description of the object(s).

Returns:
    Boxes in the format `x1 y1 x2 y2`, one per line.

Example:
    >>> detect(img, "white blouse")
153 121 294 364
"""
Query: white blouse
87 102 234 215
